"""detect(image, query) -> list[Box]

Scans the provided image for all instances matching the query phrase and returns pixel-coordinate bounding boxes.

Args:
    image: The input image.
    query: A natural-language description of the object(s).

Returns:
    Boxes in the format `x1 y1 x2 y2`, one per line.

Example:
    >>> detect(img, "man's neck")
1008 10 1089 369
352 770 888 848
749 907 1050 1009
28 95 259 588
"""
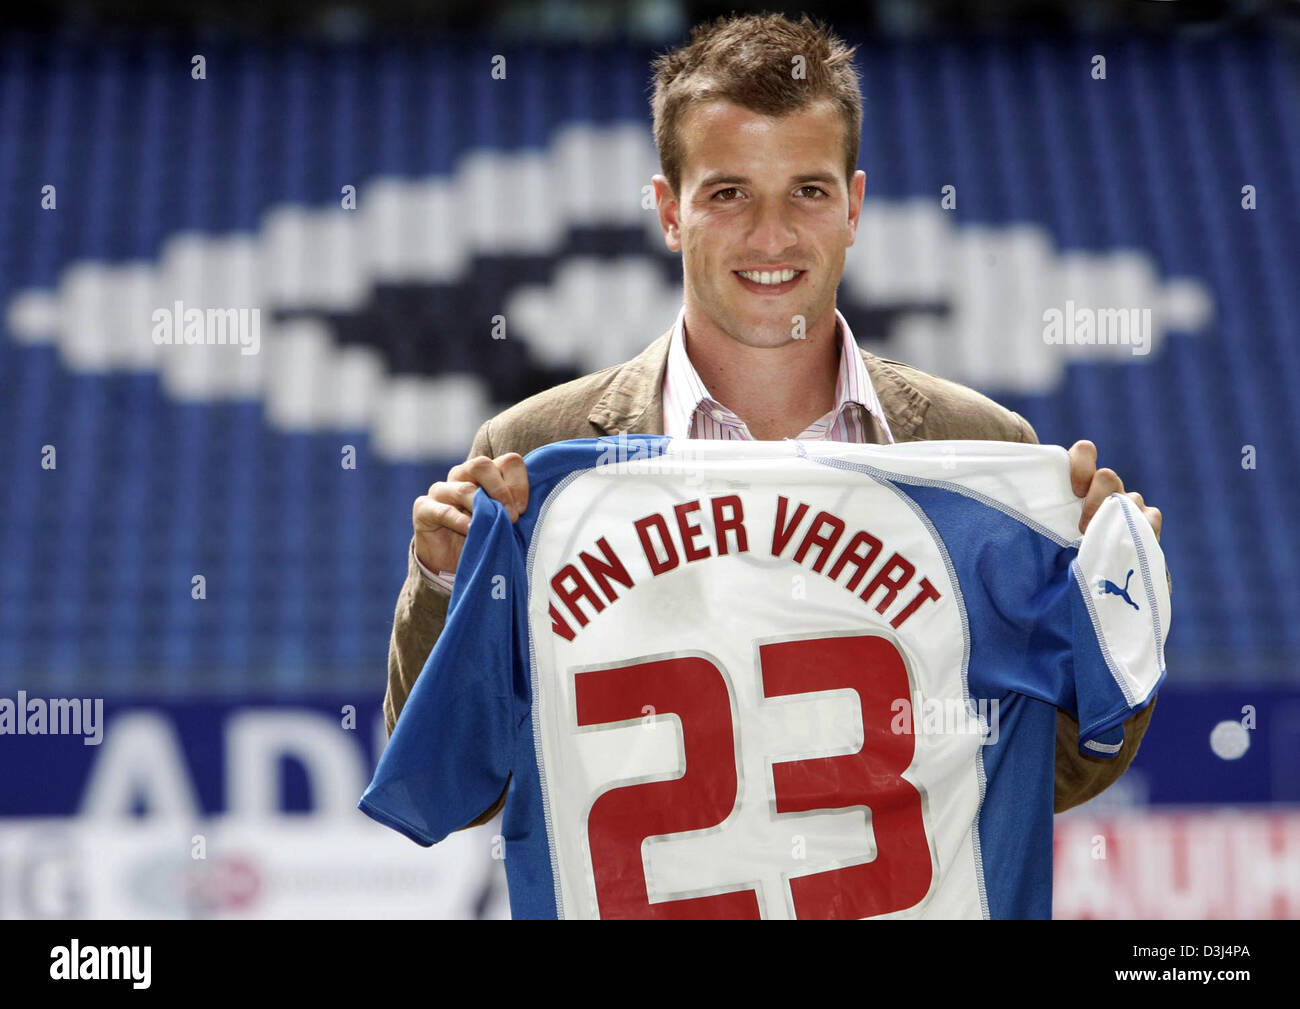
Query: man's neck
682 305 842 441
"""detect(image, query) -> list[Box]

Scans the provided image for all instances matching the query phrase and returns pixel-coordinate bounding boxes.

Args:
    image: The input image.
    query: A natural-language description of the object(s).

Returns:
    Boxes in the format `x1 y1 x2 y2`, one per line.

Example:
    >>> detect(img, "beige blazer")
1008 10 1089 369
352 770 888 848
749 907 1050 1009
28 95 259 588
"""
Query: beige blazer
384 325 1158 822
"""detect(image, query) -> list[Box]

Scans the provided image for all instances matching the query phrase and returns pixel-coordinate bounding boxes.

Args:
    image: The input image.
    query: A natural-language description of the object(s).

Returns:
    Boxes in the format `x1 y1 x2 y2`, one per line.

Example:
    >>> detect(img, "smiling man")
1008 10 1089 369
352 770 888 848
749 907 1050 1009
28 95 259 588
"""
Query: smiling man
386 12 1164 832
651 77 869 442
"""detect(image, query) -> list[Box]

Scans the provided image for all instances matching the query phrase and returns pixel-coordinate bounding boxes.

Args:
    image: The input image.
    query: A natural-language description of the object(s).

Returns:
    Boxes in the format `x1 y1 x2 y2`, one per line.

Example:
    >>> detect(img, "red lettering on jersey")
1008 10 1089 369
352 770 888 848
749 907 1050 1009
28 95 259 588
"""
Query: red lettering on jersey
859 552 915 614
793 510 847 573
827 530 884 591
550 602 576 642
890 576 941 629
575 634 936 918
771 496 810 556
634 513 679 575
577 536 635 602
551 564 606 630
576 656 761 919
674 501 712 563
711 495 747 555
761 634 933 918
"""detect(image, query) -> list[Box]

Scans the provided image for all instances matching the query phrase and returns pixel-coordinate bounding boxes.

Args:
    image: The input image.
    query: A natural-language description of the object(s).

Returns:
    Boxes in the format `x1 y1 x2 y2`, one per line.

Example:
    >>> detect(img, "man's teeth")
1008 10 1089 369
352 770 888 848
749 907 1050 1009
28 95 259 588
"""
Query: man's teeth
738 269 799 285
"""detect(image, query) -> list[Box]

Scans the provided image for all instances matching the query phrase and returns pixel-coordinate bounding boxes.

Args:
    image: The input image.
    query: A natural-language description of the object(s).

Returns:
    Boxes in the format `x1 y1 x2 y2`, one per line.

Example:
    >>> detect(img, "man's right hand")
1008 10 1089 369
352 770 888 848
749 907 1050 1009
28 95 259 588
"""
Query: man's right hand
412 452 530 575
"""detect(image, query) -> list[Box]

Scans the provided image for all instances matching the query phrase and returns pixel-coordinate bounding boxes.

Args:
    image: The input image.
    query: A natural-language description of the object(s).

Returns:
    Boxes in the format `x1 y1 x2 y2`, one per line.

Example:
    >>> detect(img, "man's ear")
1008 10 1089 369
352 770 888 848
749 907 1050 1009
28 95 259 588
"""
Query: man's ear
845 169 866 247
652 174 682 253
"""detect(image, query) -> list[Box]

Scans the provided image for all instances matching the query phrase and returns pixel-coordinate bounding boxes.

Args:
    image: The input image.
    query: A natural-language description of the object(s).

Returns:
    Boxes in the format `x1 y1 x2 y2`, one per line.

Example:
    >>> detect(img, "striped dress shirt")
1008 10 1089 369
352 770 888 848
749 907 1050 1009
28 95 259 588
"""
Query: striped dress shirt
661 305 894 444
417 305 894 589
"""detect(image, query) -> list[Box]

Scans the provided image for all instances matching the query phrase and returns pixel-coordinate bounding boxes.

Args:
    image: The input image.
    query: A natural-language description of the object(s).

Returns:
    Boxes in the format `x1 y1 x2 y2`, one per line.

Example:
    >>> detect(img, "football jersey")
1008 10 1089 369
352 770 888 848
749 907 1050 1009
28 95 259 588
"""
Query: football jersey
360 434 1169 919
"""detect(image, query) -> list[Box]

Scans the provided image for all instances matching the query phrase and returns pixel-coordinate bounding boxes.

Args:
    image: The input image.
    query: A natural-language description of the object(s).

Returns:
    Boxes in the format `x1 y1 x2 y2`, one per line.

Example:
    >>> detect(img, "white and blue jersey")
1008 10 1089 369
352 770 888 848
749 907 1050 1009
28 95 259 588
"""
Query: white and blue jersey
360 435 1168 919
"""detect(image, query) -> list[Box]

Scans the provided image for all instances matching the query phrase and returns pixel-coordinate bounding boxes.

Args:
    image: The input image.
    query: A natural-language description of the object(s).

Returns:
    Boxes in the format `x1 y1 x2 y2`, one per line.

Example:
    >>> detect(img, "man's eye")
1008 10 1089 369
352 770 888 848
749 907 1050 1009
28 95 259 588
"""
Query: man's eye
713 187 742 201
797 185 827 198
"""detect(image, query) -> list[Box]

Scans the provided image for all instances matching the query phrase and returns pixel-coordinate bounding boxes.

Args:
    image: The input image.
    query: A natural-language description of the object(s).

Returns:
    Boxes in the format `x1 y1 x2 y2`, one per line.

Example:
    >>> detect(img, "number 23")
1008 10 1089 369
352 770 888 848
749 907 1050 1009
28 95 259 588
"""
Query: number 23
574 633 934 919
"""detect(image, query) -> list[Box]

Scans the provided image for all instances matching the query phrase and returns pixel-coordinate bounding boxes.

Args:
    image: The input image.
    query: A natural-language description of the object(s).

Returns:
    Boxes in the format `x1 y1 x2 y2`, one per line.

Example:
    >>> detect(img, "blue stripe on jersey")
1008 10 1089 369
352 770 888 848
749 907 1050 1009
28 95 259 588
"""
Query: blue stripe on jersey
476 435 674 918
883 478 1159 919
972 693 1058 919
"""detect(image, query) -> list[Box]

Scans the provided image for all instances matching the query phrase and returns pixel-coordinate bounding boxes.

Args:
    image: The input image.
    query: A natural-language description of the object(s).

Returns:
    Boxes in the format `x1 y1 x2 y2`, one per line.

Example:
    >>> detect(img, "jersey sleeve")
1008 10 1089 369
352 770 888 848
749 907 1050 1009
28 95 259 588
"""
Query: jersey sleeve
358 490 530 844
1061 492 1169 757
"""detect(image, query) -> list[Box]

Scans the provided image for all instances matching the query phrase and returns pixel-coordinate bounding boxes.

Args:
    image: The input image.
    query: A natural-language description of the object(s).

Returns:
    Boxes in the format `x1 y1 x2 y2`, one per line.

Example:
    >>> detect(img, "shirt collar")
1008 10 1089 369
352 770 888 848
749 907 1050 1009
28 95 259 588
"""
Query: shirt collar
662 304 894 443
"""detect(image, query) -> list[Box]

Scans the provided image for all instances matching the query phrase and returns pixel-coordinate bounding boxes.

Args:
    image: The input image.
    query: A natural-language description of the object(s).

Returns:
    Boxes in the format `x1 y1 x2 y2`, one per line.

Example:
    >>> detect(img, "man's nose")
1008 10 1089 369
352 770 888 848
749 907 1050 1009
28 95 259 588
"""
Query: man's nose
747 198 798 256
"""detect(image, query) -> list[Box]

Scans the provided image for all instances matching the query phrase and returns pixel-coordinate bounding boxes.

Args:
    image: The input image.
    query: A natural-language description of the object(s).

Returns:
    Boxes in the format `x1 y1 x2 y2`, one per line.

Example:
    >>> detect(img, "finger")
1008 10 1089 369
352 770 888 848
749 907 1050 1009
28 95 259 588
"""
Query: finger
428 479 477 514
1067 440 1097 498
1144 505 1162 540
452 456 522 519
1124 490 1160 539
495 453 529 517
446 455 496 486
412 496 470 537
1079 467 1124 533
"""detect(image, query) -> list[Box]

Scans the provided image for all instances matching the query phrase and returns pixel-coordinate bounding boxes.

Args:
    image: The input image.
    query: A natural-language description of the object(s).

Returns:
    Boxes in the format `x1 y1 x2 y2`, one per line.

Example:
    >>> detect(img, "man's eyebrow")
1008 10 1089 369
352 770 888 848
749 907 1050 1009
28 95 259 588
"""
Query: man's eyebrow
698 174 749 188
697 172 841 188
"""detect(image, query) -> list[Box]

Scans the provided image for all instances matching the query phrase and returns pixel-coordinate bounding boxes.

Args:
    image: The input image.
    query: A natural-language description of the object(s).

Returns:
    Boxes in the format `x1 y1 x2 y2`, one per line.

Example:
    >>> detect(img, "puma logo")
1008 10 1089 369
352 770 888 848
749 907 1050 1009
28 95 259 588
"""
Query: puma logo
1099 569 1139 611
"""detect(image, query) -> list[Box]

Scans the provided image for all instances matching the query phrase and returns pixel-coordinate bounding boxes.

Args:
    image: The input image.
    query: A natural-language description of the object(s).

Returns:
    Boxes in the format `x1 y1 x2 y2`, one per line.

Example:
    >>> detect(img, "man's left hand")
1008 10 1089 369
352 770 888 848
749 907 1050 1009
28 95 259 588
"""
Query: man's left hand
1068 439 1162 540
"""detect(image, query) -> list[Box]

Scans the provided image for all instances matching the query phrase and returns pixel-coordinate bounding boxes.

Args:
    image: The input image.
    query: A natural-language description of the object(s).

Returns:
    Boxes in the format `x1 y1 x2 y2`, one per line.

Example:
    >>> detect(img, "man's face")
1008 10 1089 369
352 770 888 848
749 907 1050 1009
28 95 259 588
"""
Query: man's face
655 98 865 347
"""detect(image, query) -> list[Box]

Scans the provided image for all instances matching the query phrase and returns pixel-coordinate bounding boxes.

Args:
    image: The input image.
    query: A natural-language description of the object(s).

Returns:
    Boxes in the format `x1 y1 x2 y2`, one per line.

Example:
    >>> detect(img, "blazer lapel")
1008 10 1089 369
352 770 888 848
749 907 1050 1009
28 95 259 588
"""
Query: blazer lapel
587 329 671 436
862 353 928 442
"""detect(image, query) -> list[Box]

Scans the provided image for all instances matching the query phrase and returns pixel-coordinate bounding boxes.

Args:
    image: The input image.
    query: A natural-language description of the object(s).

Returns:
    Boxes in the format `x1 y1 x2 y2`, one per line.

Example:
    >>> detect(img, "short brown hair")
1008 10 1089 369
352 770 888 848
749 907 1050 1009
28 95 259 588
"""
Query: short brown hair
650 12 863 195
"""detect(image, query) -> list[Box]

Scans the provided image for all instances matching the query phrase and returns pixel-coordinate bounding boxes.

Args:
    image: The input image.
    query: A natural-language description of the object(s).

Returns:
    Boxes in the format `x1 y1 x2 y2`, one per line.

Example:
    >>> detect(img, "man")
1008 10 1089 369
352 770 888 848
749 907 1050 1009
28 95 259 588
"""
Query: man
385 12 1164 831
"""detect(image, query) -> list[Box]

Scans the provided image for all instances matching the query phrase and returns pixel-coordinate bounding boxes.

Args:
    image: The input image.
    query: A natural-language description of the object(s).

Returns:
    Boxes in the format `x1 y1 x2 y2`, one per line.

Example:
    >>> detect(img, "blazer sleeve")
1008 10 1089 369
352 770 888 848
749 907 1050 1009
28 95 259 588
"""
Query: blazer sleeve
1012 412 1161 813
382 416 509 829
